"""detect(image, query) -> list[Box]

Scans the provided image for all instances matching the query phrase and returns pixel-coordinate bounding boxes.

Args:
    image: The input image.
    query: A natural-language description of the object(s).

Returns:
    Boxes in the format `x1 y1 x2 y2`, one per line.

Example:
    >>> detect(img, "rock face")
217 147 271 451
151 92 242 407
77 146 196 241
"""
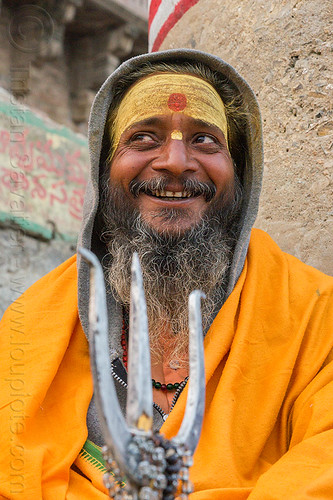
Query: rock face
153 0 333 275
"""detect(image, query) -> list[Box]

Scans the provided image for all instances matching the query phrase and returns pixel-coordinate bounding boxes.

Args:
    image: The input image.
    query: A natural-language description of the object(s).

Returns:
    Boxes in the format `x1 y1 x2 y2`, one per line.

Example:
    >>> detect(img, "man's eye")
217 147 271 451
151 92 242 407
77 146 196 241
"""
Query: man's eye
194 134 216 144
126 132 160 150
131 133 155 142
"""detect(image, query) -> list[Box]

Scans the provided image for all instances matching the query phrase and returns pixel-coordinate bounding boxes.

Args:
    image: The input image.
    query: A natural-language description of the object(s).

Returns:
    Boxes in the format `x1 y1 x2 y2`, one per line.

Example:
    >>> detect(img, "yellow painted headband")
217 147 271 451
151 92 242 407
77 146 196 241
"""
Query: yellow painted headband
109 73 229 159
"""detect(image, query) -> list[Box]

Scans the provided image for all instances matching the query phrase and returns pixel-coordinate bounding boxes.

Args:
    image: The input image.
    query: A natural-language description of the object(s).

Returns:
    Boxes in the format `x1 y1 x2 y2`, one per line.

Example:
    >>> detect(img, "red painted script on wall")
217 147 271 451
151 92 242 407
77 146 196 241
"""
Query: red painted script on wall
0 129 87 221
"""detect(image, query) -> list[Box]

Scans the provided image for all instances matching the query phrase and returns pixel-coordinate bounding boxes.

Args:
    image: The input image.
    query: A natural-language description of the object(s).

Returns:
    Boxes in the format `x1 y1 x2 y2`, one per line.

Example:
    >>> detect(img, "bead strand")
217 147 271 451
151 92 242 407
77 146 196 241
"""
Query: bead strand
152 379 181 392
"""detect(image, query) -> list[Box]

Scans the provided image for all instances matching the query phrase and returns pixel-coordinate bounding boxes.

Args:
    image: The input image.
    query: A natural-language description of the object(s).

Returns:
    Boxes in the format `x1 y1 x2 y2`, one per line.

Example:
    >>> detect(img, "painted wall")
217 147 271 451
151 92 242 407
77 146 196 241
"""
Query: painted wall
148 0 333 275
0 89 87 242
0 89 88 316
149 0 199 52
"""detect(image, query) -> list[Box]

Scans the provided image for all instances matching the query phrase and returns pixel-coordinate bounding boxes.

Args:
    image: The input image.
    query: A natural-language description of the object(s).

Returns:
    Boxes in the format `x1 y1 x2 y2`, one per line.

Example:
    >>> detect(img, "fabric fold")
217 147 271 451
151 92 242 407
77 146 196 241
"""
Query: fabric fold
1 230 332 498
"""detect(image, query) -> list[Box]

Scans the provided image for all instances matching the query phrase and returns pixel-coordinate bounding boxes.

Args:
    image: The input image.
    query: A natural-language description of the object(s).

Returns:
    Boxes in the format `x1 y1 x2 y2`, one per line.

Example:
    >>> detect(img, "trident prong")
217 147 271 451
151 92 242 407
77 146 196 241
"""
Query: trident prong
173 289 206 453
78 247 135 479
79 248 206 498
126 252 153 432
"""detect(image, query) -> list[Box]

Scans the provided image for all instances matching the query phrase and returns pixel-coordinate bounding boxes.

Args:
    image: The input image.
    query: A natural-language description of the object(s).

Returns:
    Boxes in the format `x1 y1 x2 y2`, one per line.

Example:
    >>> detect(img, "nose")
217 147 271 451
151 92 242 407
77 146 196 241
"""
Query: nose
151 138 198 176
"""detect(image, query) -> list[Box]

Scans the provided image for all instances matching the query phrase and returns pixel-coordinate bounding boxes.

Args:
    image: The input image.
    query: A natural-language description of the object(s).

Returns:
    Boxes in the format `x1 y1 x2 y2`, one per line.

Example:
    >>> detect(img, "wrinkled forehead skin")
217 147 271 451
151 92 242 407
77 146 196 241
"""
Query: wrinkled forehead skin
108 72 229 160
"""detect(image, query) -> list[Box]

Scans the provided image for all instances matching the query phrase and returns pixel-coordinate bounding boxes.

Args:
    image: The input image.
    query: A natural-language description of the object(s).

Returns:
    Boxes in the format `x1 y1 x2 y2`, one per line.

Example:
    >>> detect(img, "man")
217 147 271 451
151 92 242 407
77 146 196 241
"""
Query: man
0 49 333 499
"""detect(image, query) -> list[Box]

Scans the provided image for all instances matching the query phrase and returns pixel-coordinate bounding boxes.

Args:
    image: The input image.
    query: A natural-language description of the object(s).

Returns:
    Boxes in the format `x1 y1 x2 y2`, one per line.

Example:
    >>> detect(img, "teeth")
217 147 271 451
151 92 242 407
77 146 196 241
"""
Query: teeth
152 190 191 198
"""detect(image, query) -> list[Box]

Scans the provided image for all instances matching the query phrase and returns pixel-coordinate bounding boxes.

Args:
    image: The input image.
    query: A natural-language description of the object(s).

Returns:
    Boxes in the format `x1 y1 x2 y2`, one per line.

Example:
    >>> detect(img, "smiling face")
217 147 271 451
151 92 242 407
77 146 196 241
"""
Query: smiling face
108 73 236 234
109 113 235 233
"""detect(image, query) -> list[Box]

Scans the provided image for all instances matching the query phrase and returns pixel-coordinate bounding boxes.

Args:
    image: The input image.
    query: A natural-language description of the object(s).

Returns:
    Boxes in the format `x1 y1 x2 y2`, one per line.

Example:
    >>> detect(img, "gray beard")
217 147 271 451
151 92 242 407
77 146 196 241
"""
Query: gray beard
101 179 242 365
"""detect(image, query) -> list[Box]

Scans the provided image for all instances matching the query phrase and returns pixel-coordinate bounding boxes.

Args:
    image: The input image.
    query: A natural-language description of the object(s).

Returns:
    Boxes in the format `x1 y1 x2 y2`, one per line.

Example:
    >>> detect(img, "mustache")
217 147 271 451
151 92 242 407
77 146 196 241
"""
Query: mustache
129 176 217 202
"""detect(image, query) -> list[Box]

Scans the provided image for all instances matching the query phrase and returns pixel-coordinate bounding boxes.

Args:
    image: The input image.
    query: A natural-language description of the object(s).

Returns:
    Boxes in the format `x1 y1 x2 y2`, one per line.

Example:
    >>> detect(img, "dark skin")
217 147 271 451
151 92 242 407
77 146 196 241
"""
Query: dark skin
110 113 235 235
110 112 235 412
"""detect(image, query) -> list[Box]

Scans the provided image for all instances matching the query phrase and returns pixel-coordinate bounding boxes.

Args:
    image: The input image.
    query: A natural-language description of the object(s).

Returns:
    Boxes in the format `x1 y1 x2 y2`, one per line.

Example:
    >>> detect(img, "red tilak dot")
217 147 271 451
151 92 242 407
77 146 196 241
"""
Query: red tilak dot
167 93 187 112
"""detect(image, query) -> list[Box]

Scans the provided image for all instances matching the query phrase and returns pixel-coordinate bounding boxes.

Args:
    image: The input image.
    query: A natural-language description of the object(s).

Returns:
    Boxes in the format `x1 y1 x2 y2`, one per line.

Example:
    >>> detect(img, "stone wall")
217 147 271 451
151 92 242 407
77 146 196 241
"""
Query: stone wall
1 0 147 133
149 0 333 275
0 1 148 316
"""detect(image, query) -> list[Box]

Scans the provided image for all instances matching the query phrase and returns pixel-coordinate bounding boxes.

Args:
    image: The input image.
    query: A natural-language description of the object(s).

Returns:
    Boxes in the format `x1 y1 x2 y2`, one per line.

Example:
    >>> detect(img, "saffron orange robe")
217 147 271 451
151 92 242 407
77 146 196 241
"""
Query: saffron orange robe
1 229 333 499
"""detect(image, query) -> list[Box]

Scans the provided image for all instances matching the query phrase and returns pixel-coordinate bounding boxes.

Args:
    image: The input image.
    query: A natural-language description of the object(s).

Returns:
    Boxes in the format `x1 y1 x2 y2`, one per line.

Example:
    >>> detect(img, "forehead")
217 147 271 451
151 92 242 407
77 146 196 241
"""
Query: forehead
119 73 228 135
120 73 221 114
108 72 229 160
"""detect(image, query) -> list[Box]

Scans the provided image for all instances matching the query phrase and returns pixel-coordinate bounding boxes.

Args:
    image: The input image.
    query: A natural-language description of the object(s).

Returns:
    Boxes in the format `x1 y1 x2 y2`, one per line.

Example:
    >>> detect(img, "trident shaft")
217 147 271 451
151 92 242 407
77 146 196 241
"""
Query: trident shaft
79 248 205 499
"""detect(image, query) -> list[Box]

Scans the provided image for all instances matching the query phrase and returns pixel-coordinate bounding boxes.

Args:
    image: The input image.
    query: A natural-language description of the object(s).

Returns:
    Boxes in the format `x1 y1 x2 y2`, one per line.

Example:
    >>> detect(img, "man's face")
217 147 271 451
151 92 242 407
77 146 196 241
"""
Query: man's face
109 112 235 234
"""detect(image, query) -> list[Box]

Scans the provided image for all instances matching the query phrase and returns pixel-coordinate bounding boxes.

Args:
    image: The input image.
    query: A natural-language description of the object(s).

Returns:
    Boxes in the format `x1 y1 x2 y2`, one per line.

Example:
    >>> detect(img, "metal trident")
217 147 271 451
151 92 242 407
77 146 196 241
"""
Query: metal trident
79 248 205 499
